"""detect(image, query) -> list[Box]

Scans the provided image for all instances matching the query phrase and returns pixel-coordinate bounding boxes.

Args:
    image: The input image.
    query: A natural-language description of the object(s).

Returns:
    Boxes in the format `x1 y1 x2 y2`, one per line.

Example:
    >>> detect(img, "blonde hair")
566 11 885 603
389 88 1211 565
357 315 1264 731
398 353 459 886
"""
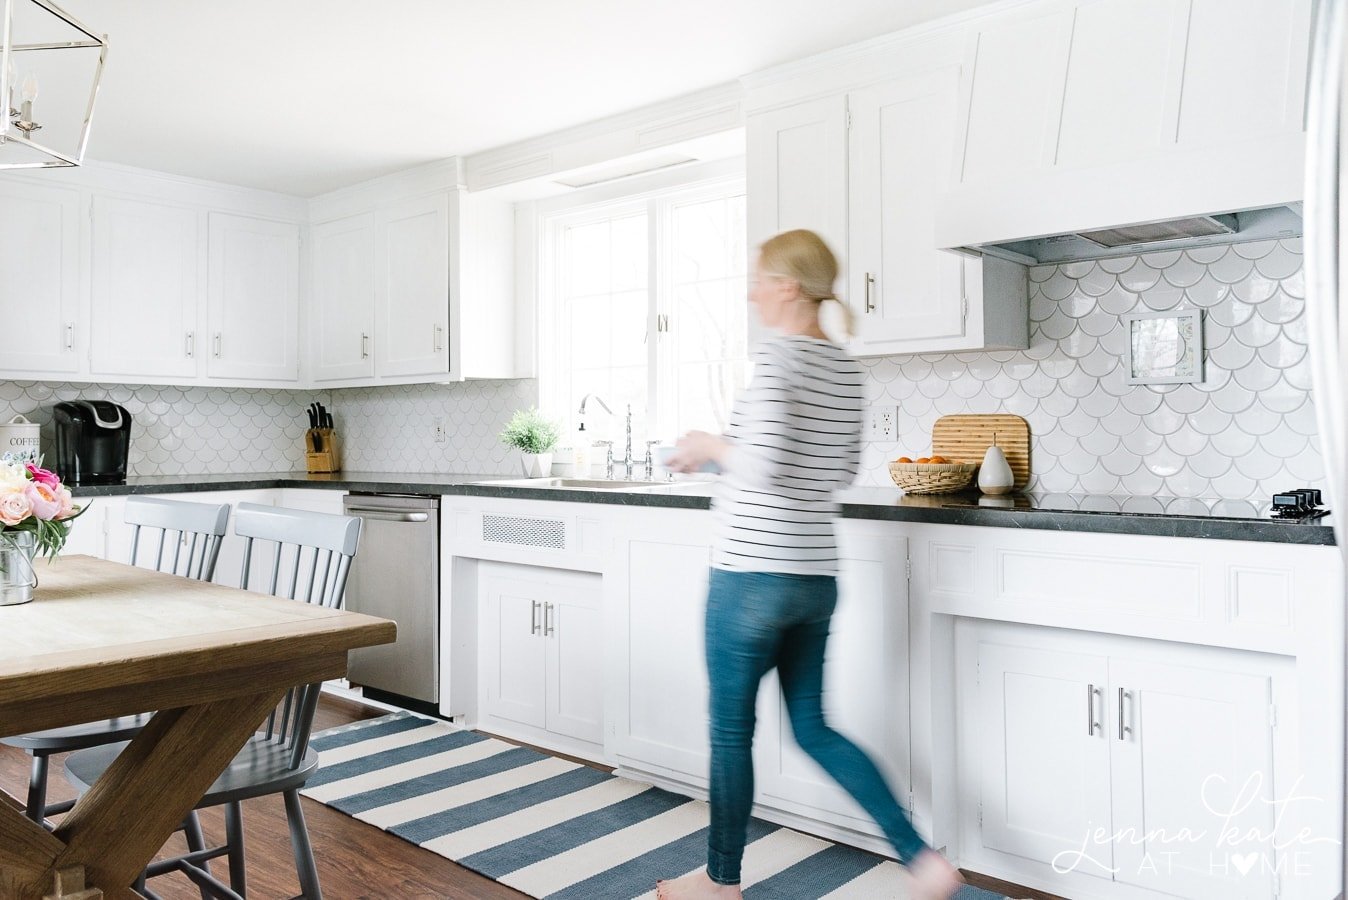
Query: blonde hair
757 229 855 340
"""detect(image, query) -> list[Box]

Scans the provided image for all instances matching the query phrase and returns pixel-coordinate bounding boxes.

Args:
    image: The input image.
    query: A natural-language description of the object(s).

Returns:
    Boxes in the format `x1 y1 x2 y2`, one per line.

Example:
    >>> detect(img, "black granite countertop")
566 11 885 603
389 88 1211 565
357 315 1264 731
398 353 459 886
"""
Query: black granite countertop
69 472 1335 546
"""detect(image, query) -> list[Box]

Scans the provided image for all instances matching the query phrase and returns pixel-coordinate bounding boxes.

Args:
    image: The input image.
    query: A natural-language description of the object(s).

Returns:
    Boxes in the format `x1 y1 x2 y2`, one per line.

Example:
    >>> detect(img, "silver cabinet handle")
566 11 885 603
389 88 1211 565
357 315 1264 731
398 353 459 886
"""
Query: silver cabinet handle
213 333 222 358
864 272 876 313
64 323 75 351
185 331 195 358
1087 684 1100 736
530 600 540 636
433 324 444 352
344 509 428 523
1117 687 1133 740
361 332 370 359
544 602 555 636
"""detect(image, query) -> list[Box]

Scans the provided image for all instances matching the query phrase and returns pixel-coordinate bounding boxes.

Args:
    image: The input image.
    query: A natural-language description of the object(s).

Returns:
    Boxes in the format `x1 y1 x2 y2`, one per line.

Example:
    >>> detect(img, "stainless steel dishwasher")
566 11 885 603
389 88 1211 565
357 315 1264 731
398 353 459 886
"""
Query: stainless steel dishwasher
342 493 439 712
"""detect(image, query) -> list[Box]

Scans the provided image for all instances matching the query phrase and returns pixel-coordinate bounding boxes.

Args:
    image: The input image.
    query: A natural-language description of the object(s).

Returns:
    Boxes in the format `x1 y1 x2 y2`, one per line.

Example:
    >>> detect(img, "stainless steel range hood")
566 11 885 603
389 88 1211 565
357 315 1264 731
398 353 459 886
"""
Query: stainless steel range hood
953 204 1304 266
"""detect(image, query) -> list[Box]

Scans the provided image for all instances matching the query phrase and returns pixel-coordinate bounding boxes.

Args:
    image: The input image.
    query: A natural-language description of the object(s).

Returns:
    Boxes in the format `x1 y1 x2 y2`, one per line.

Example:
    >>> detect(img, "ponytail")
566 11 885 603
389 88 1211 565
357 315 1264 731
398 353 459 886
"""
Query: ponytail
819 296 854 342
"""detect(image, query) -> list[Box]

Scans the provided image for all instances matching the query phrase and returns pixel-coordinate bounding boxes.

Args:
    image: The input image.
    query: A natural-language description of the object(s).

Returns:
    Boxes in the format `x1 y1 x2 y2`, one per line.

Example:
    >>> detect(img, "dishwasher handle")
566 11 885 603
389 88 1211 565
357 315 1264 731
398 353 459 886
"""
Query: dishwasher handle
345 508 430 523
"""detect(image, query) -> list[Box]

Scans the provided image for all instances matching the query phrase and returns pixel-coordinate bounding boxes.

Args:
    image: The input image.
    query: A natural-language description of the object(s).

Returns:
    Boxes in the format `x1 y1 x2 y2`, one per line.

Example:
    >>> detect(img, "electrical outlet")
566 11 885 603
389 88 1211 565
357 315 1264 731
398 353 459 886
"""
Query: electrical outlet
867 405 897 441
433 417 447 443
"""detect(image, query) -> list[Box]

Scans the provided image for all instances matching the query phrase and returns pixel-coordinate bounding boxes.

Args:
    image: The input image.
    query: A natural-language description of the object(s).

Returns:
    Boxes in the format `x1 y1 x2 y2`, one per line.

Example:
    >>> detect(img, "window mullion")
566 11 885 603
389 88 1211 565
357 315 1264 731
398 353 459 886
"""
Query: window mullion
647 196 663 444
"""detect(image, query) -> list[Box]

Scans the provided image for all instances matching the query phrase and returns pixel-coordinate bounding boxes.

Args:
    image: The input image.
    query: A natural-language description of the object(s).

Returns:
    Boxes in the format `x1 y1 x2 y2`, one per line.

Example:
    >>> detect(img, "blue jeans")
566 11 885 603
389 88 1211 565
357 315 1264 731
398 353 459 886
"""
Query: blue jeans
704 567 930 885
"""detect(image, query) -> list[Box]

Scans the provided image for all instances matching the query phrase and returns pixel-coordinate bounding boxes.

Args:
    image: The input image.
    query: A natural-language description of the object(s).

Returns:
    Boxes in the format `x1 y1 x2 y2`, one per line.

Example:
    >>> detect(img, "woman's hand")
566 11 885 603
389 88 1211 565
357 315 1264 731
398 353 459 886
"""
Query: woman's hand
665 430 729 474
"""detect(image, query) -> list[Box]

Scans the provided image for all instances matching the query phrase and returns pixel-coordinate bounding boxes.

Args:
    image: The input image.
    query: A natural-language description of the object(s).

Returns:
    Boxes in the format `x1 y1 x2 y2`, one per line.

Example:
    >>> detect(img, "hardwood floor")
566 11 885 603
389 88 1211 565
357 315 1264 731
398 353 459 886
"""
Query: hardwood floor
0 695 1046 899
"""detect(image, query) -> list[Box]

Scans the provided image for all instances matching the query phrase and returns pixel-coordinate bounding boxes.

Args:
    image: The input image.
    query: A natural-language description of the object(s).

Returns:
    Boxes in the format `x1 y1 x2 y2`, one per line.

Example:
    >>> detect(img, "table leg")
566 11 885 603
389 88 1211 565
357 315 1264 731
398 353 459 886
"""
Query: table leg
8 687 285 900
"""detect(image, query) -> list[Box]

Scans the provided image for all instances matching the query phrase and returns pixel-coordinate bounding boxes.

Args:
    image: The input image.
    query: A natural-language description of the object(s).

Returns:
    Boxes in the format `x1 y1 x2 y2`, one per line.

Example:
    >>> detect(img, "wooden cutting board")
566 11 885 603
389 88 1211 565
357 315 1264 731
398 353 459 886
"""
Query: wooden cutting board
932 414 1031 489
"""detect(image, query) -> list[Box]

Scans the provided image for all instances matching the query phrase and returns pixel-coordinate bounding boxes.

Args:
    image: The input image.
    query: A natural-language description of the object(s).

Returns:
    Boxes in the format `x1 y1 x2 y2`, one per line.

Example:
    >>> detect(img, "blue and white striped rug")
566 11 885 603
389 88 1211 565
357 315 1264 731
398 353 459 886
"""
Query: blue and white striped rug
303 712 1009 900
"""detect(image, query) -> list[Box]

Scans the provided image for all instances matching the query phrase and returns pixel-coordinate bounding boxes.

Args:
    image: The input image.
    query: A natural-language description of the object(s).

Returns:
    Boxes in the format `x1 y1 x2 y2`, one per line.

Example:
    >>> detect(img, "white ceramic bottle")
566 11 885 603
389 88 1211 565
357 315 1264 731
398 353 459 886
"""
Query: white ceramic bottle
978 437 1015 495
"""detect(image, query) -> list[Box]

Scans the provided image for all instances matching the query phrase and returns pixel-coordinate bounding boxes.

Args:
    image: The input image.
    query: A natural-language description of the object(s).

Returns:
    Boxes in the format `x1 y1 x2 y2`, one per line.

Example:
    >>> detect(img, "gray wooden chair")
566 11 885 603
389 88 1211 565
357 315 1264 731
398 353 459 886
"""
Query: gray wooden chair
2 495 231 822
64 502 363 900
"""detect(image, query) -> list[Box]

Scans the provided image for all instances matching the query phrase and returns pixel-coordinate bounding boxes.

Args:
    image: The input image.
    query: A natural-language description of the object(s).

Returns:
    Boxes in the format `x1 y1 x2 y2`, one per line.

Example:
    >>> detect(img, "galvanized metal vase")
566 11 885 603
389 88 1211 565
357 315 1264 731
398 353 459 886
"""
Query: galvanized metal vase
0 530 38 606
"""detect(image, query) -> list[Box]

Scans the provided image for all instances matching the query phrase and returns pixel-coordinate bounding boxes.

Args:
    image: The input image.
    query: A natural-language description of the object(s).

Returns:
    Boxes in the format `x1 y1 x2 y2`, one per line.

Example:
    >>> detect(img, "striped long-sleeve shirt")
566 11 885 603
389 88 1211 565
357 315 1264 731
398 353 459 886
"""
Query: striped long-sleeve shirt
711 334 865 576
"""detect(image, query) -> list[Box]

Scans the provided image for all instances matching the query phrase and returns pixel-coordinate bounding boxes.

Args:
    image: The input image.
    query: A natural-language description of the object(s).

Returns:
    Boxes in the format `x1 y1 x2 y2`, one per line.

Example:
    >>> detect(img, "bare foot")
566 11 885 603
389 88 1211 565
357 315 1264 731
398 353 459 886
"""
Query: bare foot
904 848 965 900
655 869 743 900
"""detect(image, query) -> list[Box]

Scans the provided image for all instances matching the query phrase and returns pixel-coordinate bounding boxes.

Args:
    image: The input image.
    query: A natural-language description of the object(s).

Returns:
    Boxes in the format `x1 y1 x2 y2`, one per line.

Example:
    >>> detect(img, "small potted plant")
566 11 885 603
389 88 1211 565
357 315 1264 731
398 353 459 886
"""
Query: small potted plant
0 460 85 606
499 408 562 477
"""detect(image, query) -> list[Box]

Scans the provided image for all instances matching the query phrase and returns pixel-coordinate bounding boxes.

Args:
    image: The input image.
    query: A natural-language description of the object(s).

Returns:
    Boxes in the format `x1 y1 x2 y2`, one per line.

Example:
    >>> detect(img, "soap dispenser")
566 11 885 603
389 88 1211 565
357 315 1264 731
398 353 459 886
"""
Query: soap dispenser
978 434 1015 495
572 421 593 476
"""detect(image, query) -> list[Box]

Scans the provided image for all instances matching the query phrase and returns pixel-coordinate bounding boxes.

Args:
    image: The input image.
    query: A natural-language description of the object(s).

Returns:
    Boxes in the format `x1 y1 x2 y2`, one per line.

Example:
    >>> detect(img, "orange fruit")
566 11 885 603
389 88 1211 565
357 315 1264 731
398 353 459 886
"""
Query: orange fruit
916 457 931 464
929 455 949 464
896 456 913 464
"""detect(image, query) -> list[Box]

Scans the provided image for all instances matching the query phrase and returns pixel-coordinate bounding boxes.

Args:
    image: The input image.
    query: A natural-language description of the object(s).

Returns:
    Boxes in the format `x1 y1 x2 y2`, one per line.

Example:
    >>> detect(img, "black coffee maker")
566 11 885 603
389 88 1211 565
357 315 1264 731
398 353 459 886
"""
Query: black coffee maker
53 401 132 486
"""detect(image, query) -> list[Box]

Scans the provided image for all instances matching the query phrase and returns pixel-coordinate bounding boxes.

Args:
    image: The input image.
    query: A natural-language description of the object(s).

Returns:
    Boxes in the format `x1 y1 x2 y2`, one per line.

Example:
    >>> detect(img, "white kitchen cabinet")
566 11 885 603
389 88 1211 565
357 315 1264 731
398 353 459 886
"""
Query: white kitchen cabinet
610 518 713 781
746 61 1026 356
958 620 1282 900
755 522 911 836
310 213 376 382
90 196 200 380
374 192 451 379
847 68 1023 354
971 638 1113 878
1108 654 1276 900
206 213 300 382
0 181 81 376
478 562 604 752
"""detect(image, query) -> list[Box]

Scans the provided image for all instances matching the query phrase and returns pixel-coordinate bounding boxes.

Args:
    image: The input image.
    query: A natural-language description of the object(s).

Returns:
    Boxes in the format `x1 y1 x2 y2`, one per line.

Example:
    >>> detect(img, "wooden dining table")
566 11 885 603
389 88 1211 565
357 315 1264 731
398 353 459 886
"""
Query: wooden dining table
0 555 396 900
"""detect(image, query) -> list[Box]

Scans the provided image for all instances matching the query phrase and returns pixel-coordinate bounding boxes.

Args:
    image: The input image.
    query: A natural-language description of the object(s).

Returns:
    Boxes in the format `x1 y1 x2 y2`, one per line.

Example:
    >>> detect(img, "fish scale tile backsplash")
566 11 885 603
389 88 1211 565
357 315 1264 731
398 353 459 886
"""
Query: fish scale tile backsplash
0 239 1320 502
855 238 1322 502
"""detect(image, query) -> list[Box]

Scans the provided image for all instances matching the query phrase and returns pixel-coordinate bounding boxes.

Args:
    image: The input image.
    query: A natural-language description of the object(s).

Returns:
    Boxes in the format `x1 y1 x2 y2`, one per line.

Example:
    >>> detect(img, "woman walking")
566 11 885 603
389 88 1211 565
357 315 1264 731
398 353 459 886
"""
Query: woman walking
658 230 963 900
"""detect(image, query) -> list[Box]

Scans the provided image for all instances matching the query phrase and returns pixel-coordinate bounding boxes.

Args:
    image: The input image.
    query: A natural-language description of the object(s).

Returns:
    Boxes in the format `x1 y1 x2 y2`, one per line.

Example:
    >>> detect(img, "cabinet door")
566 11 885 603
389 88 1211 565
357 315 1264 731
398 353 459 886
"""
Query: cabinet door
746 96 847 346
973 633 1113 876
311 213 375 382
543 578 604 745
374 193 450 378
479 567 547 730
0 181 81 375
848 68 967 351
206 213 300 382
90 197 200 380
1108 654 1276 899
614 535 712 779
756 527 910 833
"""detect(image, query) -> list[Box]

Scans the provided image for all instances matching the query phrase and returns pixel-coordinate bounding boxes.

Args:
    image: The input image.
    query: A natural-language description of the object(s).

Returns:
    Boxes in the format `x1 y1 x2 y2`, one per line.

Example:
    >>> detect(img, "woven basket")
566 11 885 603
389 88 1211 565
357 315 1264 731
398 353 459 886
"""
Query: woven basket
888 461 977 495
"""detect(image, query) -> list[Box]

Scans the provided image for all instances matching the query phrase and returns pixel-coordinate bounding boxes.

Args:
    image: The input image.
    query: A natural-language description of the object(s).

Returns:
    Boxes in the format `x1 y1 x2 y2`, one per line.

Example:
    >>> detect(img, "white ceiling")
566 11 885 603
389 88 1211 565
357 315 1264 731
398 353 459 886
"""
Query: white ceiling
47 1 994 197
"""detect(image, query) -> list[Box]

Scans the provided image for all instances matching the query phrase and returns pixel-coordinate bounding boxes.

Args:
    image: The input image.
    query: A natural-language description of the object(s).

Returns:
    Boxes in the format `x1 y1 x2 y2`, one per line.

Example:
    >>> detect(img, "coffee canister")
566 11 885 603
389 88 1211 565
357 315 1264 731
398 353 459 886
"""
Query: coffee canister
0 415 40 466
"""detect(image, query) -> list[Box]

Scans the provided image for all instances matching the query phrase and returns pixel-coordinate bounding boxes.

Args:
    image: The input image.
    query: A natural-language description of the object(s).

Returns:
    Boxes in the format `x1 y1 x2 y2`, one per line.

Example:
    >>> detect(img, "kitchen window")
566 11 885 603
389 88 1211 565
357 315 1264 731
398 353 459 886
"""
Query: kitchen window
539 172 749 447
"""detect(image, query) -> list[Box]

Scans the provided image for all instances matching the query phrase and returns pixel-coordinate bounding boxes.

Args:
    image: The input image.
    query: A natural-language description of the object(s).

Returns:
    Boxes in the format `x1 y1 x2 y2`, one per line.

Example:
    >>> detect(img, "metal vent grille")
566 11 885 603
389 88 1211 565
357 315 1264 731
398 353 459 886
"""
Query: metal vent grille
482 514 566 549
1076 214 1237 248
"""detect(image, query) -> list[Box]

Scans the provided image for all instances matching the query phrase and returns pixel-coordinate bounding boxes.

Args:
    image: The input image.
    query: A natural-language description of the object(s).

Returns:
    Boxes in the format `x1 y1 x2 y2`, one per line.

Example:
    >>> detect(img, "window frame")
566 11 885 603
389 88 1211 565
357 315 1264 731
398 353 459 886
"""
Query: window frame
536 159 747 445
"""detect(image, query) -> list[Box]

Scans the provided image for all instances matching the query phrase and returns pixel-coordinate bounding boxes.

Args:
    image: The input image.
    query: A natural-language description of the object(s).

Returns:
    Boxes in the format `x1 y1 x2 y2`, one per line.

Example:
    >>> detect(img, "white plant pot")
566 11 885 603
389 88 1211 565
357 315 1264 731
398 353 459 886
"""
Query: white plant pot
519 451 553 477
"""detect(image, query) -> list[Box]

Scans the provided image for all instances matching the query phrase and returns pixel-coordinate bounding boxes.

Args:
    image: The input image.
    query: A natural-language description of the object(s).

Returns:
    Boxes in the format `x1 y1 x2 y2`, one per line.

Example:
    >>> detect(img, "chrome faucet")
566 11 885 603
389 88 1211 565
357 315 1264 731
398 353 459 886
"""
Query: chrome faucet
621 404 635 479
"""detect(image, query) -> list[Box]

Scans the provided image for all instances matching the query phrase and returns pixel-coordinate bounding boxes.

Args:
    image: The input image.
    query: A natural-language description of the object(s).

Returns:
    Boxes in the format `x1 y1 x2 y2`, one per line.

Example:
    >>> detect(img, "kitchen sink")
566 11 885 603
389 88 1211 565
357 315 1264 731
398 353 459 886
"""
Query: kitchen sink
481 477 671 490
477 477 716 494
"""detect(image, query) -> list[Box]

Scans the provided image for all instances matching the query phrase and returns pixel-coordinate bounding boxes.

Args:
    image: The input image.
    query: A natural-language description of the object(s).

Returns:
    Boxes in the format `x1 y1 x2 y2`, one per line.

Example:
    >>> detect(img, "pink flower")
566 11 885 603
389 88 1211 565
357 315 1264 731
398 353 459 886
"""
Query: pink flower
25 482 61 521
24 463 60 490
55 486 76 520
0 488 32 526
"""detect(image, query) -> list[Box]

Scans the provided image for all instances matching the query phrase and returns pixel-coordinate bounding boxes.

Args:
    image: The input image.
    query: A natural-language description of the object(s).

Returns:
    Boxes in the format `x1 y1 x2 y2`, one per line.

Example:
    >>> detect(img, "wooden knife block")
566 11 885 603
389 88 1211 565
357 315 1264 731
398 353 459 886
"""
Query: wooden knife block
305 428 341 474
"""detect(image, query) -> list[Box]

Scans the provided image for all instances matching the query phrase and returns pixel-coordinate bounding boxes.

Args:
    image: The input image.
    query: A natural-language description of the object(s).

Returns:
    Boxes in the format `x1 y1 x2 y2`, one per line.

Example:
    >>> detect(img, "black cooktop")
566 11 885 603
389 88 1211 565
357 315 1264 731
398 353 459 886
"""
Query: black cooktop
938 492 1327 522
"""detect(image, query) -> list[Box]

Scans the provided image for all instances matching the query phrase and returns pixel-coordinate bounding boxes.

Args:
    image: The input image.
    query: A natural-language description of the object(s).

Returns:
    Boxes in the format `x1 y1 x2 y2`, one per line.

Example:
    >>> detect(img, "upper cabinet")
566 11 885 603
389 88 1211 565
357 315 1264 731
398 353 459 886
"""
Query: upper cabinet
0 181 80 376
206 213 300 383
311 213 376 383
90 196 200 381
939 0 1313 252
745 36 1028 356
304 160 526 388
374 193 451 379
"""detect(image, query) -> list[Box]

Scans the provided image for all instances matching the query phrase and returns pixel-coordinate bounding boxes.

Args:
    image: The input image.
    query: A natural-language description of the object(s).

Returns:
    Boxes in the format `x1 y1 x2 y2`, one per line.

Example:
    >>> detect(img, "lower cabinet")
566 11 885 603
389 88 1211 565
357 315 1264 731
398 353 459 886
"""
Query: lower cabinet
958 619 1285 900
478 562 604 753
754 522 911 839
610 512 714 782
